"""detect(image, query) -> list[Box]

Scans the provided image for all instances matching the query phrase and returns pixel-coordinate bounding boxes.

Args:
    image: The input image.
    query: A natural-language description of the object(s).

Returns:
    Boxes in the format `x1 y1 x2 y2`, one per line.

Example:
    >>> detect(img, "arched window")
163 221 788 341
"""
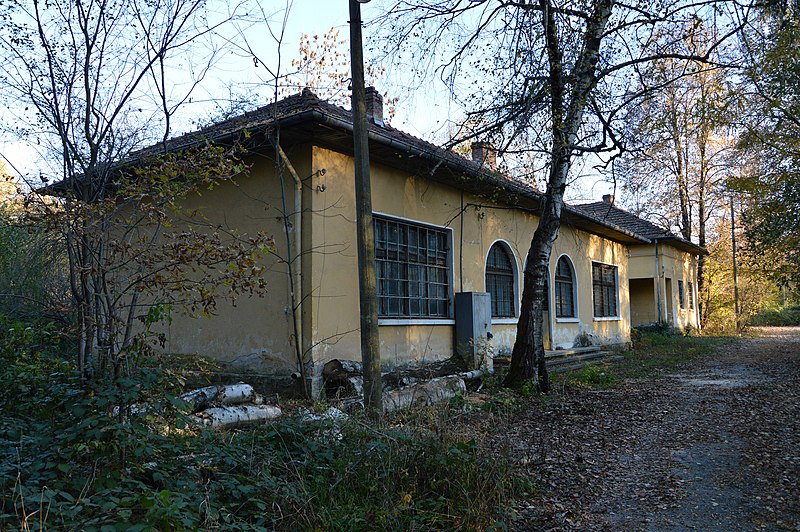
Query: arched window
555 256 576 318
486 243 515 318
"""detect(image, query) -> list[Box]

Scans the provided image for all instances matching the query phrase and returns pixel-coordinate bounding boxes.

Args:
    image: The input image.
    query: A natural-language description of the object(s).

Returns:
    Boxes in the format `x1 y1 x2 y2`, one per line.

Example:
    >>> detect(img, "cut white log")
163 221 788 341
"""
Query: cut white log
193 404 282 428
383 376 466 412
181 383 260 413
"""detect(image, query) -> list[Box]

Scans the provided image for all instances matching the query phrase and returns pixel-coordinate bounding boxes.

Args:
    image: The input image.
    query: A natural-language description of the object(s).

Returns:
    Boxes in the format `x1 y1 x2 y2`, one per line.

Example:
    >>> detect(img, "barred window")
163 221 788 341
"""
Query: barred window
678 280 685 309
374 215 450 318
592 262 618 318
486 243 515 318
688 282 695 310
555 256 576 318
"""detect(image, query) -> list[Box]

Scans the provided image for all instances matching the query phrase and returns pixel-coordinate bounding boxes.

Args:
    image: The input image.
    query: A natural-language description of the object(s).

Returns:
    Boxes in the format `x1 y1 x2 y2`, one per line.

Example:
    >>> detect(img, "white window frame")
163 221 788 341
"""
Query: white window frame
485 239 520 324
554 253 579 323
591 260 621 321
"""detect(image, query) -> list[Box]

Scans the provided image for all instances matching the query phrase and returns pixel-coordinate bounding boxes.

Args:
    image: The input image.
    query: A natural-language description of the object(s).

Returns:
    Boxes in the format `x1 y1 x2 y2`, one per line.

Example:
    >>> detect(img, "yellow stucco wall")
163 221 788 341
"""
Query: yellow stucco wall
629 243 699 329
156 141 706 378
305 146 631 370
161 150 311 375
629 278 657 325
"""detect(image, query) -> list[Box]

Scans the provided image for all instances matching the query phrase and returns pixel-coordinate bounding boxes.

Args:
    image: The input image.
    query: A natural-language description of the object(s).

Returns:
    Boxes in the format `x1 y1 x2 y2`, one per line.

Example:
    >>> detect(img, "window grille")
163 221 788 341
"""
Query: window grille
555 256 576 318
678 280 685 309
592 262 618 317
486 243 515 317
374 215 450 318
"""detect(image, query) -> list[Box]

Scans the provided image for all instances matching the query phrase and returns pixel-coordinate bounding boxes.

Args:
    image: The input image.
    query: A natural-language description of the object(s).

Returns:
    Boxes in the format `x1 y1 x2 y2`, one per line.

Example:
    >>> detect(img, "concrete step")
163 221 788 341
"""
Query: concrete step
546 350 610 367
545 346 602 360
548 354 624 374
493 348 614 370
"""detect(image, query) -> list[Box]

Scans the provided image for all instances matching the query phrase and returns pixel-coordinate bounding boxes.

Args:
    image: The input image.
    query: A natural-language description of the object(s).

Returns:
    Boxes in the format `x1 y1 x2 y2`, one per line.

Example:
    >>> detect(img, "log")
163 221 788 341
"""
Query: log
383 376 466 412
193 404 282 428
323 359 364 398
181 383 261 413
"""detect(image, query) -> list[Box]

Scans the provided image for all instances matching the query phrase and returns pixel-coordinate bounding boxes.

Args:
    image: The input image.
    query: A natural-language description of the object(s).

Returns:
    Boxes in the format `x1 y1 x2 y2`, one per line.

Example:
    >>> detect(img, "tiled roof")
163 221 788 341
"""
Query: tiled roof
133 88 329 156
129 89 705 254
572 202 673 239
573 201 707 255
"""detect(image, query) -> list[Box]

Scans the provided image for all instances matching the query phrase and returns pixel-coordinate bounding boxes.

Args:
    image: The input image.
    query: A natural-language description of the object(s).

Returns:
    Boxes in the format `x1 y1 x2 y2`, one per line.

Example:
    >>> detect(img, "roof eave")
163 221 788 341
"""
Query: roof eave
652 236 709 256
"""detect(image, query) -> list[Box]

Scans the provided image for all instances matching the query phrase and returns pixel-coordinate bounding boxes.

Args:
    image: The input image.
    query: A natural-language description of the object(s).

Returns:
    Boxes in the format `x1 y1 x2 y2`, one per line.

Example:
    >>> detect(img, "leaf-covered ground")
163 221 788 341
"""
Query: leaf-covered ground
490 327 800 530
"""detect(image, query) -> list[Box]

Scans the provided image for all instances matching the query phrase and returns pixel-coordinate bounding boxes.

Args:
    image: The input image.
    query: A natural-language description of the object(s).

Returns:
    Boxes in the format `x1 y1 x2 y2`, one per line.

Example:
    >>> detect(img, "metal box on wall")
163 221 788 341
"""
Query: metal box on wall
454 292 493 370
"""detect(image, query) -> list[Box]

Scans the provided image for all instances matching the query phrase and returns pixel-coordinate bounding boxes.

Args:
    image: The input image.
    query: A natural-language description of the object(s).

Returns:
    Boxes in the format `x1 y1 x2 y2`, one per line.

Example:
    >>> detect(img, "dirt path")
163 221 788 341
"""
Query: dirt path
504 327 800 531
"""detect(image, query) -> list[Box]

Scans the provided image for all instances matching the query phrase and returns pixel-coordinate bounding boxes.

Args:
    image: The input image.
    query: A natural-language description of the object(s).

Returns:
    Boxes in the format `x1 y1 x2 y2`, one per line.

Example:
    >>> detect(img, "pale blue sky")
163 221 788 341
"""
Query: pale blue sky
1 0 612 201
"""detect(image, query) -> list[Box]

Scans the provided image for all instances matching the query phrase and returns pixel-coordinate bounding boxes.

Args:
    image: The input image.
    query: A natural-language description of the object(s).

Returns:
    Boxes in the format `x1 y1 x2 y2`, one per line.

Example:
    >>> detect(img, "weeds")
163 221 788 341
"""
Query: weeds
566 363 618 389
618 328 730 379
551 329 731 390
0 314 526 530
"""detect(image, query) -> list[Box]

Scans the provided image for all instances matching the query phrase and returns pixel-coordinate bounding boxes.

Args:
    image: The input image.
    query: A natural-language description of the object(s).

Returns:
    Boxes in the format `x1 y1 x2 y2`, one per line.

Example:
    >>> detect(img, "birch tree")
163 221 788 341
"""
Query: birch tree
378 0 751 390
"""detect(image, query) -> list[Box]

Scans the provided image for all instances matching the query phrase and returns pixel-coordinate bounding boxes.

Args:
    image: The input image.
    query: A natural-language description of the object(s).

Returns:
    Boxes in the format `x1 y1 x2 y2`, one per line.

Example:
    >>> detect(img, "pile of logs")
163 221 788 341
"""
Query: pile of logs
183 383 282 428
323 359 473 412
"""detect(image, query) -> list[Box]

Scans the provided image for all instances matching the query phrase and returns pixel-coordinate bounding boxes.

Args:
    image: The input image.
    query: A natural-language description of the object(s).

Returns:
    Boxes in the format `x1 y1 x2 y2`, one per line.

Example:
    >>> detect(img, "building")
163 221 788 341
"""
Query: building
149 88 704 393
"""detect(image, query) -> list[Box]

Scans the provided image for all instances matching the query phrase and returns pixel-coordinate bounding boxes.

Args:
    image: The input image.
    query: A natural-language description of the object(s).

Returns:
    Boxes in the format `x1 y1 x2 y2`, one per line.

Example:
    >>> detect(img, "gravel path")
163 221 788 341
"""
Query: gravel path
503 327 800 531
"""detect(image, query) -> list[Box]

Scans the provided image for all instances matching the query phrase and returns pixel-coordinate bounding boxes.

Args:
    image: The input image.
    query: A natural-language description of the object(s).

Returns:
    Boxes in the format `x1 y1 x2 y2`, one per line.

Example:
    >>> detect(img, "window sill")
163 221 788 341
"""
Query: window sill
555 317 580 323
379 319 455 326
593 316 621 322
492 318 518 325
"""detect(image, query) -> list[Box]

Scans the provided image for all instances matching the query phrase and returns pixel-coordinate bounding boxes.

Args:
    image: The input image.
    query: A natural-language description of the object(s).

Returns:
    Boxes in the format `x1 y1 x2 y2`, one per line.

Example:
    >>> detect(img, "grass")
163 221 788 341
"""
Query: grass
3 313 737 528
564 363 619 389
617 329 731 379
555 328 732 389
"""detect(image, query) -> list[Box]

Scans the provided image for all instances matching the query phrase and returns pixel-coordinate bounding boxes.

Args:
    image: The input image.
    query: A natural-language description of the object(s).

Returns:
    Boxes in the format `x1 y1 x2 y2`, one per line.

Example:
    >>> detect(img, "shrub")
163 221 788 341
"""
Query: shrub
0 316 525 530
749 304 800 326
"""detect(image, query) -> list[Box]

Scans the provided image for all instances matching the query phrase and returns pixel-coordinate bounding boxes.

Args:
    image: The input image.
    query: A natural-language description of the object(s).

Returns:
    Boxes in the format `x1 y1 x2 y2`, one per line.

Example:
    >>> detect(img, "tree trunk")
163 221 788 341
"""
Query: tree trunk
697 144 708 328
670 101 692 241
504 0 613 393
193 404 282 428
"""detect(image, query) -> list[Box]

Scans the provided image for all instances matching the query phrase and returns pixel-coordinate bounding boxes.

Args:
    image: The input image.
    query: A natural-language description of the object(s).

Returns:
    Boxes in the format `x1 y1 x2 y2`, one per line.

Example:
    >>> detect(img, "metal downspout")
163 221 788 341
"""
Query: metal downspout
655 240 663 323
277 145 304 377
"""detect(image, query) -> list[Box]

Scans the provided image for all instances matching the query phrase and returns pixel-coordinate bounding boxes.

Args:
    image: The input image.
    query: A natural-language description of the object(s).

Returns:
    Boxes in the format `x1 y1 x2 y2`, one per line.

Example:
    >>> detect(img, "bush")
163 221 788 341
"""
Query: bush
749 304 800 326
0 316 524 530
0 209 70 323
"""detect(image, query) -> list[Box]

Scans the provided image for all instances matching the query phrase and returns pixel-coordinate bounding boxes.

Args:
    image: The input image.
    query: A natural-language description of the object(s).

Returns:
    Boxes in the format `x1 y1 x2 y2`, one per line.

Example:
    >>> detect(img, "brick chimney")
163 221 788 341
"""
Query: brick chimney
365 86 384 126
471 141 497 170
602 194 615 204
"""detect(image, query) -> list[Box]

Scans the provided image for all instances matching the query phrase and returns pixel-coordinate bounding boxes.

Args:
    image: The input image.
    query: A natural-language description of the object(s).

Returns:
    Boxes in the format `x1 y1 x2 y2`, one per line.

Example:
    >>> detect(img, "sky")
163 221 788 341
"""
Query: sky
0 0 613 202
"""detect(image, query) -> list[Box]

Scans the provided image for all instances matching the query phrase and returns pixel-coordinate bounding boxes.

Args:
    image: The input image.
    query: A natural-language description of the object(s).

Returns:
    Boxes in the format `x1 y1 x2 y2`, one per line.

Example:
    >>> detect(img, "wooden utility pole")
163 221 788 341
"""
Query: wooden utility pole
349 0 382 419
730 195 741 327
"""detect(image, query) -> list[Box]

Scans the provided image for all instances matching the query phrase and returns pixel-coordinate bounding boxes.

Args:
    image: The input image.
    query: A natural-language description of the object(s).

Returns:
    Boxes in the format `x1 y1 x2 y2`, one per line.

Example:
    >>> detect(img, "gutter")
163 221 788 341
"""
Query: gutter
655 240 663 323
276 144 305 383
305 110 652 246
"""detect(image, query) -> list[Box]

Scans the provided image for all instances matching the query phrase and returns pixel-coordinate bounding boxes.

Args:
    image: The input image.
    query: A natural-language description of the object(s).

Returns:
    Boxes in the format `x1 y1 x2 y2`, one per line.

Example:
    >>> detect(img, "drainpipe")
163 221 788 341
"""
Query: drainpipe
655 239 662 323
277 144 304 380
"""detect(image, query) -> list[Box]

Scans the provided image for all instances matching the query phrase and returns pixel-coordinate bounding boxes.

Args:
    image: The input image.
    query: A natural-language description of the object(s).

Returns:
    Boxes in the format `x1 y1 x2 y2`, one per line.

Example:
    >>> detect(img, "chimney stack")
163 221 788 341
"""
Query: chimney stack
602 194 615 204
471 141 497 170
365 86 384 126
